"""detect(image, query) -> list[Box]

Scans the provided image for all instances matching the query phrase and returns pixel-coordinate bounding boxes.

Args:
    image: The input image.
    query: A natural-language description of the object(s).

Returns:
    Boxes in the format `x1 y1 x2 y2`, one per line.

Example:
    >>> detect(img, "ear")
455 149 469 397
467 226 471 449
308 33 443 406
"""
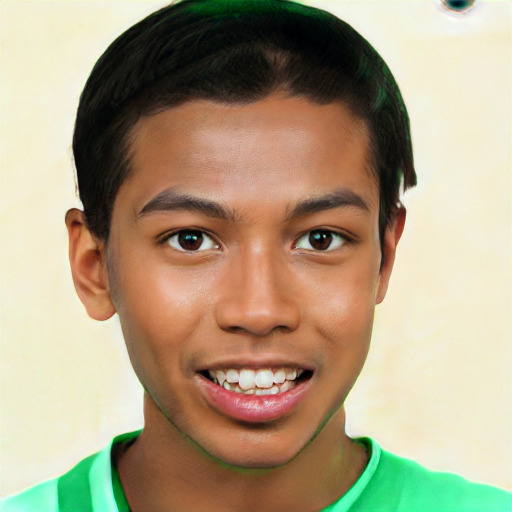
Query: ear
65 209 116 321
375 207 406 304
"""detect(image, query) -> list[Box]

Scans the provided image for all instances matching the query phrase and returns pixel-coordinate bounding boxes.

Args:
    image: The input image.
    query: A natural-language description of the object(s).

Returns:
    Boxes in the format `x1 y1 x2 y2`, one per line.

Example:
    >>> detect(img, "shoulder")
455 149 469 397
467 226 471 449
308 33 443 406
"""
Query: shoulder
0 479 59 512
0 431 139 512
351 439 512 512
0 451 104 512
380 448 511 511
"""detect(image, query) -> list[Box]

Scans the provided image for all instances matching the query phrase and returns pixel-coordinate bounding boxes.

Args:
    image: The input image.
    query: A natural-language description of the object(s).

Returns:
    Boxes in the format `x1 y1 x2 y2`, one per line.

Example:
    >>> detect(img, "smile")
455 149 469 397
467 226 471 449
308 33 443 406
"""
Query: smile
198 366 313 423
206 367 307 395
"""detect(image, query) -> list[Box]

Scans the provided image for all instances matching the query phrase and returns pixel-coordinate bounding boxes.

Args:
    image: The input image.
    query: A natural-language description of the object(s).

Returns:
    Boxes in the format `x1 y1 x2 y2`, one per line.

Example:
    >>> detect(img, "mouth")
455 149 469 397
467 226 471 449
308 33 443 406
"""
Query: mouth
200 367 313 396
197 366 313 423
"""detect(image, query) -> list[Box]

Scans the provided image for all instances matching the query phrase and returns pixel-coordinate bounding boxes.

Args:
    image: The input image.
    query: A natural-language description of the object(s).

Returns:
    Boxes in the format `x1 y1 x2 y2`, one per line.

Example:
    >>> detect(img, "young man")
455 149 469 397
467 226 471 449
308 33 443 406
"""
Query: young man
2 1 510 511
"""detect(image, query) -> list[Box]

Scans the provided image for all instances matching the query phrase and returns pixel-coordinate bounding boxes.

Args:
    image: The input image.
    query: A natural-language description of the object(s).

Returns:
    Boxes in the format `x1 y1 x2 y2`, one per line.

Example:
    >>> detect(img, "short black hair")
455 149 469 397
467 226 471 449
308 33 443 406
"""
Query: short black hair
73 0 416 242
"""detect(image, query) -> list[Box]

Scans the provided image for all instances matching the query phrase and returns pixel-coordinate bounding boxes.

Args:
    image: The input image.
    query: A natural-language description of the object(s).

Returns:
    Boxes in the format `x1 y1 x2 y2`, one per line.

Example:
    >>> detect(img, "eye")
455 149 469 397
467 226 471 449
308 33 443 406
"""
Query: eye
166 230 220 252
295 230 346 252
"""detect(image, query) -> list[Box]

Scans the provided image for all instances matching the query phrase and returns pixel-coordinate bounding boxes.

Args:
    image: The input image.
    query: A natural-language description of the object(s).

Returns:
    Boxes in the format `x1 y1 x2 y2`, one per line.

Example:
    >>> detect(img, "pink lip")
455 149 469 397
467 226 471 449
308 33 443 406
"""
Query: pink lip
197 374 311 423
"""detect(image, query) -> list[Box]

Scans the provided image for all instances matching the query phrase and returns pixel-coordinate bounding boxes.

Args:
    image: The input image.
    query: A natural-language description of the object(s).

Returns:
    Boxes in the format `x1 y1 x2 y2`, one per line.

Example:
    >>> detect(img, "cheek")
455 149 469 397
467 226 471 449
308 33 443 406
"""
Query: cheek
111 257 214 373
304 260 379 387
306 255 380 333
115 256 212 320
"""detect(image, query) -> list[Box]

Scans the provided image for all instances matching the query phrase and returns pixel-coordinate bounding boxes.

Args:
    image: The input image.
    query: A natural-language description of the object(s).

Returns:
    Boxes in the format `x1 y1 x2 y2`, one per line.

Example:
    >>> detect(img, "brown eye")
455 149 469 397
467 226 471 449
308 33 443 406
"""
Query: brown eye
309 231 332 250
167 230 219 252
295 230 345 252
178 231 203 251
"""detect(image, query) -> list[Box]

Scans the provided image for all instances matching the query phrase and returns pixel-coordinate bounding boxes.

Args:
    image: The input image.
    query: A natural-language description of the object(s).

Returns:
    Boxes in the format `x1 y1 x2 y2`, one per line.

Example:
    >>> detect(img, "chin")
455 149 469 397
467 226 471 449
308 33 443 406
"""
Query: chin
202 430 312 470
216 450 298 470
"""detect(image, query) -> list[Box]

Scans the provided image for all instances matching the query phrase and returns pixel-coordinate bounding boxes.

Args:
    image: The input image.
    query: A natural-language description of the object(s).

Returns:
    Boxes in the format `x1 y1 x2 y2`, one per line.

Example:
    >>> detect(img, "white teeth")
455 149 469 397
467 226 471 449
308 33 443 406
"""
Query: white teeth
209 366 306 394
273 369 286 384
239 369 256 390
255 369 274 388
285 368 297 380
223 379 298 395
226 369 239 384
280 380 291 392
217 370 226 385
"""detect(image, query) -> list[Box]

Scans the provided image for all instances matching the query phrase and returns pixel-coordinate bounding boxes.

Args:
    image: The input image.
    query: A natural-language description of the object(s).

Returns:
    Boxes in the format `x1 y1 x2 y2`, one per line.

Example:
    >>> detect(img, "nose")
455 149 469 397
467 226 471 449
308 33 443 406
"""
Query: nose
214 246 301 337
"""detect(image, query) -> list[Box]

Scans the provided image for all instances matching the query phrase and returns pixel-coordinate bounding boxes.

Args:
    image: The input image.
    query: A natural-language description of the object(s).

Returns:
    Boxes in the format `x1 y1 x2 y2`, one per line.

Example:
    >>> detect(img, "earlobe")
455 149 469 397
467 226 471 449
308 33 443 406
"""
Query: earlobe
65 209 116 321
376 207 406 304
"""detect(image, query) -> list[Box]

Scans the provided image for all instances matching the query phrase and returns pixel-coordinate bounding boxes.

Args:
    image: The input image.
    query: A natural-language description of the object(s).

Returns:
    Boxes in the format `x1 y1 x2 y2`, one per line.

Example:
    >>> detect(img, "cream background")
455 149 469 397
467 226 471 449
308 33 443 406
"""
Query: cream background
0 0 510 496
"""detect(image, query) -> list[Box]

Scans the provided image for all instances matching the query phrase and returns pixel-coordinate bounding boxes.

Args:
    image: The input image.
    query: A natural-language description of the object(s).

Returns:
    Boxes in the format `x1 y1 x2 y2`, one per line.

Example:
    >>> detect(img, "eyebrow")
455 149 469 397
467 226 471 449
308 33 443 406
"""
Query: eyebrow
138 187 369 223
138 188 238 222
286 189 370 220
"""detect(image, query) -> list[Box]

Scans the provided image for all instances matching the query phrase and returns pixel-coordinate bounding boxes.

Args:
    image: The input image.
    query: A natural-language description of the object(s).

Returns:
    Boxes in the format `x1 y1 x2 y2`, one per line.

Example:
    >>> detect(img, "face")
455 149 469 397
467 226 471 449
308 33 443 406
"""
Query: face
104 94 396 468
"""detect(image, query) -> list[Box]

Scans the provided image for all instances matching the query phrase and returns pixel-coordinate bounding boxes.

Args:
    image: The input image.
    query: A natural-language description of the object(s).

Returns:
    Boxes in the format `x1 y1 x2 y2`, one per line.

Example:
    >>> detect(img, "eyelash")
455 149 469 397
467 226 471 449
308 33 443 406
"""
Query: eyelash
160 228 352 253
161 230 220 252
293 229 351 252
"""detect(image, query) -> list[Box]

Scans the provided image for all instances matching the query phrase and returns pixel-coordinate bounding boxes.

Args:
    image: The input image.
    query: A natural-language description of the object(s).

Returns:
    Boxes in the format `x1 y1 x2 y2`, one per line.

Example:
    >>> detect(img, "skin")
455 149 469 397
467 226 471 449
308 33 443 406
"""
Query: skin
66 93 405 512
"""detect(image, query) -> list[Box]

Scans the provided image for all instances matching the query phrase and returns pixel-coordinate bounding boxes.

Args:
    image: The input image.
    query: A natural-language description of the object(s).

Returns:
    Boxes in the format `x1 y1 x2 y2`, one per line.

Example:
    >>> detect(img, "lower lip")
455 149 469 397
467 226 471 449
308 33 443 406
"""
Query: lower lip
197 375 311 423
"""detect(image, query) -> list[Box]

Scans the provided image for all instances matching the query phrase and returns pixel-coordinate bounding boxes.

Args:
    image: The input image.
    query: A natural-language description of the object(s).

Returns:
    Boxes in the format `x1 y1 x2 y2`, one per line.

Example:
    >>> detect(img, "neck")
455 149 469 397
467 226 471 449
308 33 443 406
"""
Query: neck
117 394 368 512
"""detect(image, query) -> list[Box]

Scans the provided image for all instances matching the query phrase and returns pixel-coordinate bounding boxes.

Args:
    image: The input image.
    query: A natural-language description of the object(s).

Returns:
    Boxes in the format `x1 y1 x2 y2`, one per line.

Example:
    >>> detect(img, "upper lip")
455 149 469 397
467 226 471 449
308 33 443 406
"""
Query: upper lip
197 356 315 372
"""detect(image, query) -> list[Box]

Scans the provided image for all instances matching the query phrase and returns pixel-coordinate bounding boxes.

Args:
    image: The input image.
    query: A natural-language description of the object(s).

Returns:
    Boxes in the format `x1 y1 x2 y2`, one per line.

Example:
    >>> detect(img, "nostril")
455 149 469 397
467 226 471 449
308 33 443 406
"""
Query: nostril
225 324 295 337
228 326 245 334
216 303 300 337
215 280 301 336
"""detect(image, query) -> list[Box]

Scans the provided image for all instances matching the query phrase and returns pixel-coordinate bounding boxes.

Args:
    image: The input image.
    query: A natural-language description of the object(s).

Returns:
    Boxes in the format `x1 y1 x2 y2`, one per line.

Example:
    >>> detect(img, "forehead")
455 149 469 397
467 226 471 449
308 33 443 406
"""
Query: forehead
122 94 378 214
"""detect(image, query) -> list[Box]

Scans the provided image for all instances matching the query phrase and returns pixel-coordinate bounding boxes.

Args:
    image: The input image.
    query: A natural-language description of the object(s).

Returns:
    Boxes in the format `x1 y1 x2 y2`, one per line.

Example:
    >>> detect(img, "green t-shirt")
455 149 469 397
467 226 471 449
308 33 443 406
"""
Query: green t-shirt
2 430 510 512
